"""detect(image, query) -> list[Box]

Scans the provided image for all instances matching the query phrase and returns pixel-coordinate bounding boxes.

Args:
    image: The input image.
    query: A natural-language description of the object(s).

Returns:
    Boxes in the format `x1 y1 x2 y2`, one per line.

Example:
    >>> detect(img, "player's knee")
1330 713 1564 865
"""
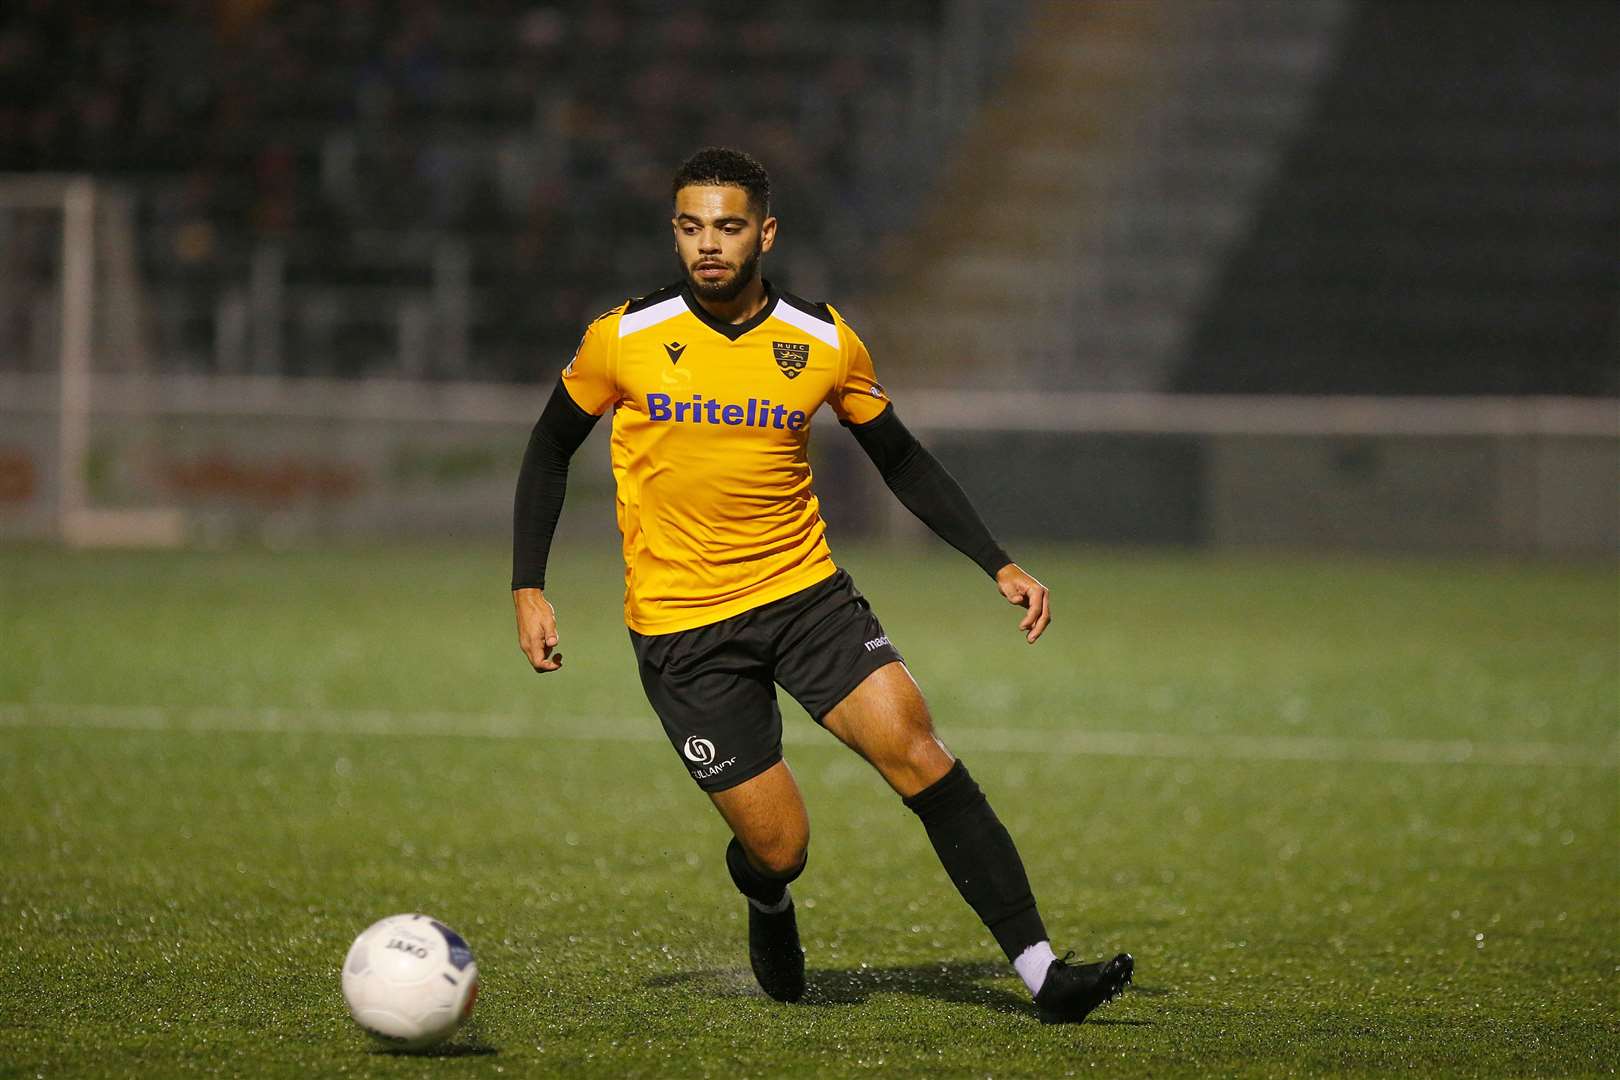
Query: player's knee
897 732 952 787
902 728 938 762
760 847 807 878
747 830 809 878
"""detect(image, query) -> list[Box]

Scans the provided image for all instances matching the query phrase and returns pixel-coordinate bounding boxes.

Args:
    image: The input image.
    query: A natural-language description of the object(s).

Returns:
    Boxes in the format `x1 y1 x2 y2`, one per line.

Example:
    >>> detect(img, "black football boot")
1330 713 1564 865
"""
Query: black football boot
1033 951 1133 1023
747 897 805 1003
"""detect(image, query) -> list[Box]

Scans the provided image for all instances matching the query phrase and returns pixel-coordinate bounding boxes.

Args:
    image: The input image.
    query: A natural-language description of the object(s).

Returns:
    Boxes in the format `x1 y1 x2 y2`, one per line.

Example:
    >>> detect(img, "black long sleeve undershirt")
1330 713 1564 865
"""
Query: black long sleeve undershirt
845 403 1012 578
511 380 599 590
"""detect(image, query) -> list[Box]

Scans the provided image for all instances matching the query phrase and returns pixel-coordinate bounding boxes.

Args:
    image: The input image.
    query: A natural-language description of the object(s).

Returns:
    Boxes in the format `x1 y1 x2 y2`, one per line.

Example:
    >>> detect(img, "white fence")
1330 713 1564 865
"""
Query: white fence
1 372 1613 555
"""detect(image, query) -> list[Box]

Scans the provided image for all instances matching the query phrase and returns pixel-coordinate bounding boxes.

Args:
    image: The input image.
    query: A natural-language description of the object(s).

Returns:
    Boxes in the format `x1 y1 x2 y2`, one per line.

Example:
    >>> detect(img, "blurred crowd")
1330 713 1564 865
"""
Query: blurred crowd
0 0 956 377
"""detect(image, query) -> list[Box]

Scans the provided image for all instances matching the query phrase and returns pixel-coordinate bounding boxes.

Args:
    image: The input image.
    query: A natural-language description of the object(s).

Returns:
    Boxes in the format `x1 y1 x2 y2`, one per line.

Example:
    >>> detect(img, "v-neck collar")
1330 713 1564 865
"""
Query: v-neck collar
680 279 779 342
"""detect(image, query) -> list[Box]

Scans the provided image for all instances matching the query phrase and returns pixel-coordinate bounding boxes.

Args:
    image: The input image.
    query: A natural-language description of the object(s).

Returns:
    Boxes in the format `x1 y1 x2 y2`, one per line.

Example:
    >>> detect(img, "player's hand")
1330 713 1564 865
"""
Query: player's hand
994 563 1051 644
513 587 564 673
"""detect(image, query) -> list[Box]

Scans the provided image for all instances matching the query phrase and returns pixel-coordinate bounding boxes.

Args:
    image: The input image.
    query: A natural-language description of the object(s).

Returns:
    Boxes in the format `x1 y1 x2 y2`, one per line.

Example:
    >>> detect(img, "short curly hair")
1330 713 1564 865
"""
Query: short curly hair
672 147 771 218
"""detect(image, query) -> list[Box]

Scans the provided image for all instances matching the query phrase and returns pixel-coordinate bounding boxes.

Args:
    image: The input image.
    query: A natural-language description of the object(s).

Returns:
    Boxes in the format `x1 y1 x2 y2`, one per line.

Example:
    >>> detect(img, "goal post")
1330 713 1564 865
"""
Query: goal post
0 173 184 547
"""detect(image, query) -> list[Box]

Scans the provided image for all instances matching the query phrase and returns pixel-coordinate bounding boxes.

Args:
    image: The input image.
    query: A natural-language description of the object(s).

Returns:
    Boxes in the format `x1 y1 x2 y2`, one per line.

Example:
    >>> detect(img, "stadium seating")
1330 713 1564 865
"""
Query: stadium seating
867 0 1617 397
5 2 1612 396
0 0 1027 380
1179 0 1620 396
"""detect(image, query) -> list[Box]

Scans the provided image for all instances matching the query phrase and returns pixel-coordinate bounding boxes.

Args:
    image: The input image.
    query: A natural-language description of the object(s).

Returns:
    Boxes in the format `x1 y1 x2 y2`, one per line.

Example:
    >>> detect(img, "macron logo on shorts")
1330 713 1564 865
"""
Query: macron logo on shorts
864 635 891 653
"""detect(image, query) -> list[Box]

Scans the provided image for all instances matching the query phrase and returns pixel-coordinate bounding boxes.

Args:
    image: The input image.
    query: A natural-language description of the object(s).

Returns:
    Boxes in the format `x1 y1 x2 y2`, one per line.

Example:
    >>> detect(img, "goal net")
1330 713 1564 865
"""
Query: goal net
0 174 184 546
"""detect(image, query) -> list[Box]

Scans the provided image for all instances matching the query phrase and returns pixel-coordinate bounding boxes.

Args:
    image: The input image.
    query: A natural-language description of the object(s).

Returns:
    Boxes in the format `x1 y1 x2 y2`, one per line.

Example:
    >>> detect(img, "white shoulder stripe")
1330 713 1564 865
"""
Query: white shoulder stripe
618 296 687 338
771 302 841 348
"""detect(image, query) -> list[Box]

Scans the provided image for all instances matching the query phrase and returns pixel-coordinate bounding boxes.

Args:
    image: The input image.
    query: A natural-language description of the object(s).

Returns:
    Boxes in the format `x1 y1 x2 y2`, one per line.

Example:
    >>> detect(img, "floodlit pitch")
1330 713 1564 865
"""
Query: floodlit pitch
1 545 1615 1076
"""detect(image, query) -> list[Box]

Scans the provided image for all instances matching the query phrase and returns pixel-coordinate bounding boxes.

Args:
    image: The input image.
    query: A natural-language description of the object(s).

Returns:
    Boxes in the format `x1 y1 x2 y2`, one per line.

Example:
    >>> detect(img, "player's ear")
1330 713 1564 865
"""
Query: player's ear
760 215 777 253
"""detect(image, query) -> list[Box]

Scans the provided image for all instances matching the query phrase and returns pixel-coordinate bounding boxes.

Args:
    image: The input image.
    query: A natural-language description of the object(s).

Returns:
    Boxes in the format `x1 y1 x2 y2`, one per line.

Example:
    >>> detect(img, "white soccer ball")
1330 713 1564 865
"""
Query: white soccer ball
341 913 479 1051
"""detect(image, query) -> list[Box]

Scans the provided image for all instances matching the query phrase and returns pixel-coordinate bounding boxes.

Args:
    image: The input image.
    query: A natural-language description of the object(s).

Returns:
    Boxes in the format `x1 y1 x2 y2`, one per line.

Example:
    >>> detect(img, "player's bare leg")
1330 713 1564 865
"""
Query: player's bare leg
822 661 1133 1022
709 761 810 1002
709 760 810 876
819 661 954 796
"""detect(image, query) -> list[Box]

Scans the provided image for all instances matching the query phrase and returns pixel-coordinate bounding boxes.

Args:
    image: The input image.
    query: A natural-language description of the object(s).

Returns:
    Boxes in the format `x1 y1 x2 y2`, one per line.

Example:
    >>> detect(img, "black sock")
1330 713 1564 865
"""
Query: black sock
904 759 1048 962
725 837 805 908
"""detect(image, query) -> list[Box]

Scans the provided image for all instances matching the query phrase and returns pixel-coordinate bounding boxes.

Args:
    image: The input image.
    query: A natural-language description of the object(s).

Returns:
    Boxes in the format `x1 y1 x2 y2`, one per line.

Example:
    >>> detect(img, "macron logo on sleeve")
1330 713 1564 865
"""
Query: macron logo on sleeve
646 392 808 432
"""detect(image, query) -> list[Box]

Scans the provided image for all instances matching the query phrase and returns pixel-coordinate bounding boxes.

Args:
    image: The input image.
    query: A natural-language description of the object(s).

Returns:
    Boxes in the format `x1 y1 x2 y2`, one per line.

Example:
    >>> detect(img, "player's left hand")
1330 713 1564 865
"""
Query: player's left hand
994 563 1051 644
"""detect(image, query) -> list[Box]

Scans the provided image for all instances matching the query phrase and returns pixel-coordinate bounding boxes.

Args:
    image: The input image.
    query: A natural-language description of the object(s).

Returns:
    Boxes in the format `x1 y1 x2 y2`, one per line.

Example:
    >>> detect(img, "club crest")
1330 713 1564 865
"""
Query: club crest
772 341 809 380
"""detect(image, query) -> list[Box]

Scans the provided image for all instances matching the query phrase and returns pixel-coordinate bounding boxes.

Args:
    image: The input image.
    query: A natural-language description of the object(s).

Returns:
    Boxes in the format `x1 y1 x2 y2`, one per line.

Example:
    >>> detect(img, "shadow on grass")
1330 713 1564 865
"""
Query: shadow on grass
370 1023 500 1059
1124 983 1170 997
372 1043 500 1059
648 959 1152 1025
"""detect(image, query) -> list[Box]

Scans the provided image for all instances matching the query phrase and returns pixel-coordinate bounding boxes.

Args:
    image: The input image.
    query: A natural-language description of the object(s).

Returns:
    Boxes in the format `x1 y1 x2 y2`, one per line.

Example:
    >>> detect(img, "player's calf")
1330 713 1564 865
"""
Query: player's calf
903 759 1049 962
726 837 806 1002
904 759 1134 1018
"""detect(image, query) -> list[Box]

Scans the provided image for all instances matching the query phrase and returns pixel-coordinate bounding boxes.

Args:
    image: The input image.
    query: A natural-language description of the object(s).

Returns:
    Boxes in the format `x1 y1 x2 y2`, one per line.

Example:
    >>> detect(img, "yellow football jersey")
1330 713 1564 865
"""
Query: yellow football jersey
561 281 889 635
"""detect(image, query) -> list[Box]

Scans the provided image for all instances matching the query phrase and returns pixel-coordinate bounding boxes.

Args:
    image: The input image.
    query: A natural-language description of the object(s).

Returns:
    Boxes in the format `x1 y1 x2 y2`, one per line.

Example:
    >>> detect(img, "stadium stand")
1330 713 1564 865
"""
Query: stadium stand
3 1 1612 397
867 0 1350 390
1179 0 1620 396
0 0 1027 379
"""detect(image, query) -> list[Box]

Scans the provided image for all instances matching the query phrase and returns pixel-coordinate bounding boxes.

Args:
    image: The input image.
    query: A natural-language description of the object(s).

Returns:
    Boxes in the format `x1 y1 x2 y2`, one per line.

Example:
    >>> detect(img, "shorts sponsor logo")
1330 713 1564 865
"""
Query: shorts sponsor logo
682 736 716 765
691 756 738 782
864 635 891 653
682 736 737 781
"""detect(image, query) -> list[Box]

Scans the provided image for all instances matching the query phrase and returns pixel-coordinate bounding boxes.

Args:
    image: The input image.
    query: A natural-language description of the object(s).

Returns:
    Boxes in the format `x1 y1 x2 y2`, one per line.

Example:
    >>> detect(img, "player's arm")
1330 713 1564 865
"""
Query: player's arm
845 404 1051 644
512 379 601 672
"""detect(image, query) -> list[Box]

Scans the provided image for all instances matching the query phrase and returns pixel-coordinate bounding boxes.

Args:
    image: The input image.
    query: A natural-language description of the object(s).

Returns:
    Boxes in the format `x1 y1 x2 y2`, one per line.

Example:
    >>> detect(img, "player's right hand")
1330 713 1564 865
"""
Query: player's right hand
513 588 563 673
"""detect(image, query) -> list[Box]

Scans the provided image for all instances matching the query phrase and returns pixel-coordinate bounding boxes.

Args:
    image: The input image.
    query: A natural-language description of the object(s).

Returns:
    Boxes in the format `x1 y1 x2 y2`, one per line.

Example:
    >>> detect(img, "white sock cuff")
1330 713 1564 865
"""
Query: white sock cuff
747 887 793 915
1013 940 1059 997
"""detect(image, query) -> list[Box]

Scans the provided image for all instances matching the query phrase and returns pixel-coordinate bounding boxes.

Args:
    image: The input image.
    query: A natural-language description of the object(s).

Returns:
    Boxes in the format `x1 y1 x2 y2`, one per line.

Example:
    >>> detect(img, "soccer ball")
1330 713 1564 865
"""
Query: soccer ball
341 913 479 1051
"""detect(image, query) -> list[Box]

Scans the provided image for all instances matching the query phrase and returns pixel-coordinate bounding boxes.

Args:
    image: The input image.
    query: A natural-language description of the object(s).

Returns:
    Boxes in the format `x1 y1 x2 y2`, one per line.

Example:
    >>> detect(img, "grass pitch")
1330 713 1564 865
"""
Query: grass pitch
1 543 1615 1078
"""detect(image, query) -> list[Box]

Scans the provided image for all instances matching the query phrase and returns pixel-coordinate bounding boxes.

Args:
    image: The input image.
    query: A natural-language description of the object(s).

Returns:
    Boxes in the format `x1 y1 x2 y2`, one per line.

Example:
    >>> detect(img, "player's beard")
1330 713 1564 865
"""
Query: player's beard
682 241 762 303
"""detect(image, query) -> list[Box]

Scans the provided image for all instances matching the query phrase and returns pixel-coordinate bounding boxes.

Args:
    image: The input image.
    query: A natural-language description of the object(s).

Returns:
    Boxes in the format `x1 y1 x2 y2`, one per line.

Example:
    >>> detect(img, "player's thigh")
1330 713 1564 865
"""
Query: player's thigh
630 626 783 795
708 759 810 873
771 569 903 725
769 570 951 796
820 660 955 798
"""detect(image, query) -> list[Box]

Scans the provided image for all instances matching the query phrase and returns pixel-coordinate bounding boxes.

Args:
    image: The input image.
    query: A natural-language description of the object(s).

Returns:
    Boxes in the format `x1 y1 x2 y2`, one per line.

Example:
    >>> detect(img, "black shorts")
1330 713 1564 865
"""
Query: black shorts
629 569 904 792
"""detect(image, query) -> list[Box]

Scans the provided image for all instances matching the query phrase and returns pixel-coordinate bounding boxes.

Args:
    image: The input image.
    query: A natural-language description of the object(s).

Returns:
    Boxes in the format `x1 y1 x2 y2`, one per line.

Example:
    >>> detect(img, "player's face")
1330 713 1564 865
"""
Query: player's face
672 185 776 302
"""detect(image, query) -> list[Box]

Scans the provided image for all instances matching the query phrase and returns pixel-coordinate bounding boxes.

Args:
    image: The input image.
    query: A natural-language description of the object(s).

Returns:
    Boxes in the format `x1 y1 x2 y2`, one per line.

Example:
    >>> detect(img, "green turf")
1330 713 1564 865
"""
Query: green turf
1 544 1616 1078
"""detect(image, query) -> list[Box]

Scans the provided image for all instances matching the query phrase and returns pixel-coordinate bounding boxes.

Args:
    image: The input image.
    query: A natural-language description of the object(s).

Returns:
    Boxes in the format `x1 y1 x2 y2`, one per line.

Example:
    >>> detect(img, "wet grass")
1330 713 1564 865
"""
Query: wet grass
1 543 1616 1077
